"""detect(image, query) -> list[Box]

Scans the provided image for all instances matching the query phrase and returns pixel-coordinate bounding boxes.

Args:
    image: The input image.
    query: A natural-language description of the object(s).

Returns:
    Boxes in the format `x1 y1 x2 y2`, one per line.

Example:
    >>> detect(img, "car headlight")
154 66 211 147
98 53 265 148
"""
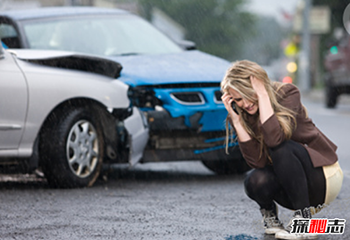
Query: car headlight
128 86 163 108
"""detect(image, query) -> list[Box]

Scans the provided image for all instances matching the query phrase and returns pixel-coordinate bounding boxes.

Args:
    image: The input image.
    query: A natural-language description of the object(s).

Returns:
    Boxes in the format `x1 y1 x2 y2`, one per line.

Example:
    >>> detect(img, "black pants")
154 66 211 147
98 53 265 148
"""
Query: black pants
244 140 326 211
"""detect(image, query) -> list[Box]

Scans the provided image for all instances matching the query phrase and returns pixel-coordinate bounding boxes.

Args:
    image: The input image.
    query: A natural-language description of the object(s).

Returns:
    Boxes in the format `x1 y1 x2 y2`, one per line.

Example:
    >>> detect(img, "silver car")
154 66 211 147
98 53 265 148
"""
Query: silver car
0 43 148 188
0 7 252 175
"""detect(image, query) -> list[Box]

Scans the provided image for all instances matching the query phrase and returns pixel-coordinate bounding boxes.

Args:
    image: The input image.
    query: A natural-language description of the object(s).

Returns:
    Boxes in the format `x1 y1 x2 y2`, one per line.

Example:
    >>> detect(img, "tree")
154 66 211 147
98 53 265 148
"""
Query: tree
138 0 256 61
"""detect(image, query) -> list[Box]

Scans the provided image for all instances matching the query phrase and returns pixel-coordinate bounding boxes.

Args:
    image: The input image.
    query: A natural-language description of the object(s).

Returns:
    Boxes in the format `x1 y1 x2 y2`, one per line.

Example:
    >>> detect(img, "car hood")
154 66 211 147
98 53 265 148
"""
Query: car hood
7 49 122 78
109 50 231 86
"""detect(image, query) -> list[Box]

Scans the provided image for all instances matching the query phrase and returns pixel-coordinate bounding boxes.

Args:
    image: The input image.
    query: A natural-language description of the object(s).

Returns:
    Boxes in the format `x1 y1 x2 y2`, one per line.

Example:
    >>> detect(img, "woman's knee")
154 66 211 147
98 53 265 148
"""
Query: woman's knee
244 169 273 197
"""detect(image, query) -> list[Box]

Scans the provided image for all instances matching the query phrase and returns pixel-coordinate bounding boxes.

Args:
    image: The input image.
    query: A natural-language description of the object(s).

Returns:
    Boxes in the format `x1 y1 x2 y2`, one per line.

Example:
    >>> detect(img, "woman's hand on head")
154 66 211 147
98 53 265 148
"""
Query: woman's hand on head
221 92 240 124
250 75 274 123
250 75 268 98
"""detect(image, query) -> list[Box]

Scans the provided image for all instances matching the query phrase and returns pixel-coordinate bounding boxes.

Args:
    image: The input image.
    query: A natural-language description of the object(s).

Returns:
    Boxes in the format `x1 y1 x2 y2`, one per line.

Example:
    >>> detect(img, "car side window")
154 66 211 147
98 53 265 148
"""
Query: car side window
0 22 20 48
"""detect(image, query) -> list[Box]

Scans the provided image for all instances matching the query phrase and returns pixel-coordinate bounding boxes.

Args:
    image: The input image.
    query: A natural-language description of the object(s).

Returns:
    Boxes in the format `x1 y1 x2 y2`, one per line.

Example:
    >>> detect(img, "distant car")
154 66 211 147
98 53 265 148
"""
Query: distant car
324 35 350 108
0 43 148 188
0 7 249 174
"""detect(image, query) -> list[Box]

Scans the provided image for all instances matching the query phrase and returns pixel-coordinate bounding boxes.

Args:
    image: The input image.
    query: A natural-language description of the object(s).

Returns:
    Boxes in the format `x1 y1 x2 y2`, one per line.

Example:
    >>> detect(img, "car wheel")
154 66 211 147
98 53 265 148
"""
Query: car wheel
325 77 338 108
202 159 250 175
201 149 250 174
39 106 104 188
325 85 338 108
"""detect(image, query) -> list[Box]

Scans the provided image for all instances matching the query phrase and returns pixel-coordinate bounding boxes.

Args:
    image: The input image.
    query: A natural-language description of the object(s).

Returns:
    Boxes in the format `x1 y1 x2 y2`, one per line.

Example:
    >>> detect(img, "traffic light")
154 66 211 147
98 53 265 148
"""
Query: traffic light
286 61 298 73
330 46 338 54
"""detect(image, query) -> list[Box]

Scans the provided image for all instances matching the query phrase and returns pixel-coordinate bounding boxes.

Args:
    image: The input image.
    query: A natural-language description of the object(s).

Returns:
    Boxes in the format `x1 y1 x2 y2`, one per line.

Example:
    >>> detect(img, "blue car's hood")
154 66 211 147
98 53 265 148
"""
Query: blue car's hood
109 50 230 86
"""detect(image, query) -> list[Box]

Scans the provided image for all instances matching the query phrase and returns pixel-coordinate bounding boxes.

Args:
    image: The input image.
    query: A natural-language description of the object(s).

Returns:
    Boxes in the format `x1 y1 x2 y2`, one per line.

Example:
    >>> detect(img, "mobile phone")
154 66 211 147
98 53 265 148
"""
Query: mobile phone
231 102 239 115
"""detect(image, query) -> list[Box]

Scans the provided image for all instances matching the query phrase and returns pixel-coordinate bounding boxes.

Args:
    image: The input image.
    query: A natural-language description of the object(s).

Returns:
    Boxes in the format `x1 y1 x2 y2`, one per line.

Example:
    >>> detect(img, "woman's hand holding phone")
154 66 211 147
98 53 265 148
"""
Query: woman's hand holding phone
231 101 239 115
221 92 240 125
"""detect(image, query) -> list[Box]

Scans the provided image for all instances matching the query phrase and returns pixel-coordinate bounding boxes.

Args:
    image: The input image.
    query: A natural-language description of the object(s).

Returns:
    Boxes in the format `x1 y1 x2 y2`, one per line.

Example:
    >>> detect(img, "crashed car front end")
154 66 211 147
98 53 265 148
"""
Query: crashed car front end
108 49 243 166
10 49 149 167
129 83 238 163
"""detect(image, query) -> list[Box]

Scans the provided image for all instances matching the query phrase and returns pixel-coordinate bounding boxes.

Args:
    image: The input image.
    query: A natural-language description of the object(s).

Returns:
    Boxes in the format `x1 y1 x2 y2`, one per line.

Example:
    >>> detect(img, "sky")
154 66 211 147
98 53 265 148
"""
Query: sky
247 0 301 24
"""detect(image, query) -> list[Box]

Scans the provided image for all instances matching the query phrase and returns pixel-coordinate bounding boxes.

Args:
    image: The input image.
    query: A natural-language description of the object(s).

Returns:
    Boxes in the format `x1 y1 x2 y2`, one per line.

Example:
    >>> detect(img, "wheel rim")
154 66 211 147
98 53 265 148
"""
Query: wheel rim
66 120 99 178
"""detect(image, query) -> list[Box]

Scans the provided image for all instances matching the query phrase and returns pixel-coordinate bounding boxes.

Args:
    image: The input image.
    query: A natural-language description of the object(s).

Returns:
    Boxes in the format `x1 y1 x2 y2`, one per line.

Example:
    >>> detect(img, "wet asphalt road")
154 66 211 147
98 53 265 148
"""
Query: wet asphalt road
0 94 349 240
0 162 349 240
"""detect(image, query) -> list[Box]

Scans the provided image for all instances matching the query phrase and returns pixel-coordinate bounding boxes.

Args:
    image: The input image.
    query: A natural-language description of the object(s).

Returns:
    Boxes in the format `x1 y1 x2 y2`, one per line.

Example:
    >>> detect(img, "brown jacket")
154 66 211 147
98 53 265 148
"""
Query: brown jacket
238 83 338 169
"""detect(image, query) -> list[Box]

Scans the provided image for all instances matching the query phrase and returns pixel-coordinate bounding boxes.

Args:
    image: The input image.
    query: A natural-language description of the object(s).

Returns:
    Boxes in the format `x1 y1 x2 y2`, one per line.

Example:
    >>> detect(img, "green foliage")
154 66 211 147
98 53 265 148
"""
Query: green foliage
138 0 256 61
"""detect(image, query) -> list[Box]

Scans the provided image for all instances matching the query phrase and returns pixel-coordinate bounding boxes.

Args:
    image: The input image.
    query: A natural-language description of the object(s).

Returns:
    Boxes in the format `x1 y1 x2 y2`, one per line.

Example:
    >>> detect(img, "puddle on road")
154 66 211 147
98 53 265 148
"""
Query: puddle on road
224 234 258 240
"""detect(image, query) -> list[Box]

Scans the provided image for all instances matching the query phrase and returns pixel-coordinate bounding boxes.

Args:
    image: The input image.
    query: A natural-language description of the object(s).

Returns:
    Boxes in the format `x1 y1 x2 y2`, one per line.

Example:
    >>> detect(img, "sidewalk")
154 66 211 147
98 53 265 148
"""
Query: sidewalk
302 88 324 102
301 88 350 105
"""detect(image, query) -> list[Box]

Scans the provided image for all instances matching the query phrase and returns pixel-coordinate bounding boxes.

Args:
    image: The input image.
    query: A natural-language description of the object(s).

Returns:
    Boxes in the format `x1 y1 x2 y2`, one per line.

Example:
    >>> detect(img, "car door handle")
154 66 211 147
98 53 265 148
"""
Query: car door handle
0 124 22 130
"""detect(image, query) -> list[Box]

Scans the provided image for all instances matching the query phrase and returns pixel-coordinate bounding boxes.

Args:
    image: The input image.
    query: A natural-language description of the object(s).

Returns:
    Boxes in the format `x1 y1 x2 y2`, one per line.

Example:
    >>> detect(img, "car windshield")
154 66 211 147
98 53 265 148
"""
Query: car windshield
21 14 183 56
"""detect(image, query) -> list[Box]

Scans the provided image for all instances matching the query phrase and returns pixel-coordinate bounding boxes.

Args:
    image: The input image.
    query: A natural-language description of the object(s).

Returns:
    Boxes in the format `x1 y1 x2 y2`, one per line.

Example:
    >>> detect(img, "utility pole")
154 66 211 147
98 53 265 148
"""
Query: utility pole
298 0 312 92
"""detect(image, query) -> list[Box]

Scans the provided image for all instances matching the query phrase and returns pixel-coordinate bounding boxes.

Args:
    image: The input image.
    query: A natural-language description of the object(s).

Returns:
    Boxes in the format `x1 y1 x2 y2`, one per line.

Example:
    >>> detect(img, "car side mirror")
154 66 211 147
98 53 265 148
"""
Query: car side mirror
177 40 196 51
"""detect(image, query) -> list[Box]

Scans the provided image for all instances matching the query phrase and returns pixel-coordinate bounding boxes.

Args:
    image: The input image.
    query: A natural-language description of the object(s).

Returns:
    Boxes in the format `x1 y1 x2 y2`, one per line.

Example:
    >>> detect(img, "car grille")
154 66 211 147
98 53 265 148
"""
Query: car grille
214 90 222 103
170 92 205 105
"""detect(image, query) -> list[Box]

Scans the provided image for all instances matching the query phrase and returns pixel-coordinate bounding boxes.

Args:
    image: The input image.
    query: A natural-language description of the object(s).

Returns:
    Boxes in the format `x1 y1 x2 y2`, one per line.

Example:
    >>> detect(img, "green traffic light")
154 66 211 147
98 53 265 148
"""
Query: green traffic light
330 46 338 54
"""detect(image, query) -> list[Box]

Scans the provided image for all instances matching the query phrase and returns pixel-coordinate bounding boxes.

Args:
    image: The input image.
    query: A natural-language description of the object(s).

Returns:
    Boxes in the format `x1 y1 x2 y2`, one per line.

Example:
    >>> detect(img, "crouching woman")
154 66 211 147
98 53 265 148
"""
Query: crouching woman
221 60 343 240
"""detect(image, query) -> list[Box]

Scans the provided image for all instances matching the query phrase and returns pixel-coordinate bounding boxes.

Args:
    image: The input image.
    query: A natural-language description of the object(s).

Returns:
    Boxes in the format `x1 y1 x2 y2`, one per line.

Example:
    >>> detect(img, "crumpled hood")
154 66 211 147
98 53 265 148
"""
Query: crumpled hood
8 49 122 78
109 50 231 86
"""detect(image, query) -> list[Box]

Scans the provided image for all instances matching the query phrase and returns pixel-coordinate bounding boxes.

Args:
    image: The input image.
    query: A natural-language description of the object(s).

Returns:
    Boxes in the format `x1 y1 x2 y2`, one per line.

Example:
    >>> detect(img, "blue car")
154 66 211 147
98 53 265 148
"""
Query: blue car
0 7 249 174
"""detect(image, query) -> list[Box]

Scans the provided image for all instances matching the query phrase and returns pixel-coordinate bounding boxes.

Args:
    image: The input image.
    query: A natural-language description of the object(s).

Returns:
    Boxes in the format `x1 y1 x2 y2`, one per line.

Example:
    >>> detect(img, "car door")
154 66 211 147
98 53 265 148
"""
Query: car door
0 44 28 150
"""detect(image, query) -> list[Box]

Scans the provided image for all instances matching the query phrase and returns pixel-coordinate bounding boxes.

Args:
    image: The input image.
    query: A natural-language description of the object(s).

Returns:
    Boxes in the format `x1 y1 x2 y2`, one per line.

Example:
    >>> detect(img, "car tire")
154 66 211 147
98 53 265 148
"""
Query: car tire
325 85 338 108
325 76 338 108
201 149 250 174
39 106 104 188
202 159 250 175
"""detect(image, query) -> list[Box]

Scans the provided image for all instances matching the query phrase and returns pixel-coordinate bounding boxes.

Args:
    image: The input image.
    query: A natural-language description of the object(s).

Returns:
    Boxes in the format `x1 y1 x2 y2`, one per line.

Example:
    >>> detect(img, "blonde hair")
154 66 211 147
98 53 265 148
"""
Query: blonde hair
221 60 297 158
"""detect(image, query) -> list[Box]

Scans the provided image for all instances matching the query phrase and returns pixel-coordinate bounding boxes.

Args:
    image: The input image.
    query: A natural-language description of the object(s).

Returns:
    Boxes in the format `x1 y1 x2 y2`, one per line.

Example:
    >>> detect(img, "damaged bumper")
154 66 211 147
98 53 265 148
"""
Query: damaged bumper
142 109 238 162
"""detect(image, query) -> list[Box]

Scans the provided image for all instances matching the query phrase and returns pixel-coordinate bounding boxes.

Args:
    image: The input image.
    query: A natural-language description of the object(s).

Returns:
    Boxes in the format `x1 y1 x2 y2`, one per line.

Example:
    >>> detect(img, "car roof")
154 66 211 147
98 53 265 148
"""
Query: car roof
1 6 128 21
